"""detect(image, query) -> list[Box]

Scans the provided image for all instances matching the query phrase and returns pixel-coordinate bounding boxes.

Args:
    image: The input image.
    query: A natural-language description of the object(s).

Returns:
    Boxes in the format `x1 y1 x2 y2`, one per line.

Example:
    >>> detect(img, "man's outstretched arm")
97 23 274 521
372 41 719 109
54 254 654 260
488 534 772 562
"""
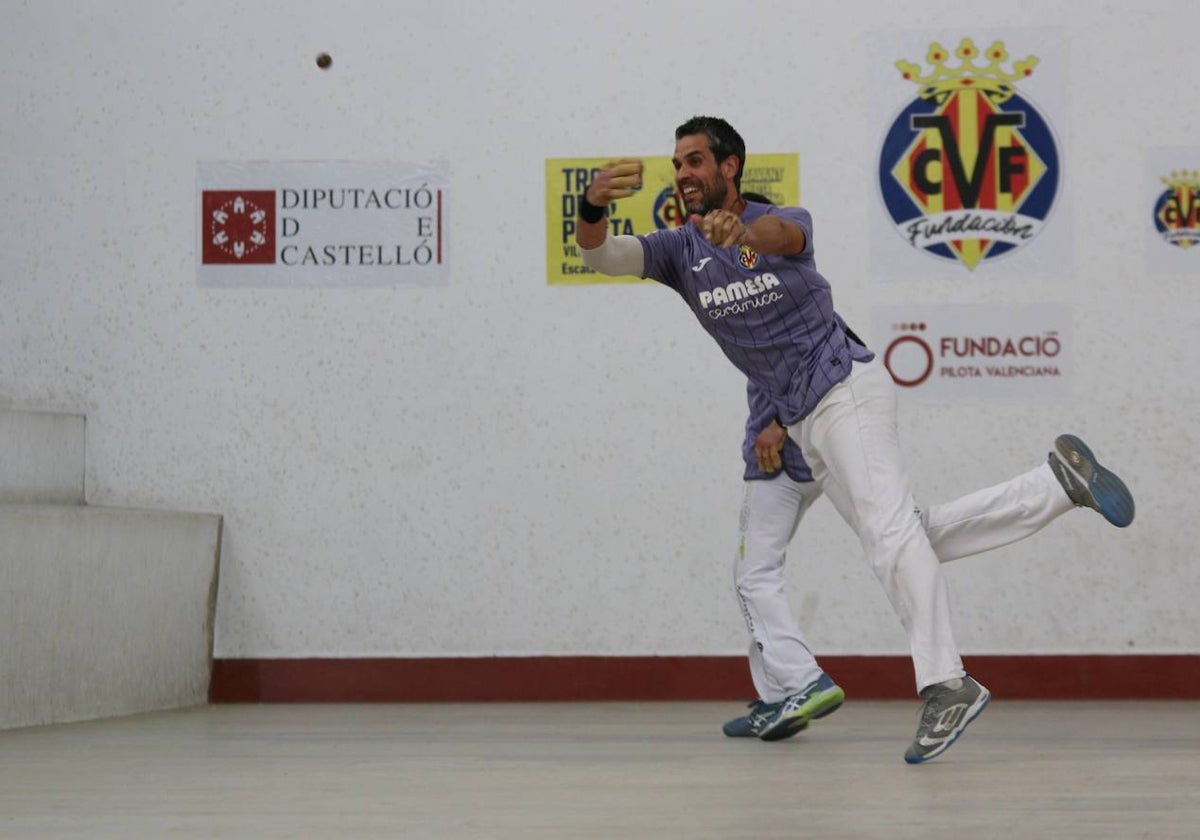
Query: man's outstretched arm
577 159 647 276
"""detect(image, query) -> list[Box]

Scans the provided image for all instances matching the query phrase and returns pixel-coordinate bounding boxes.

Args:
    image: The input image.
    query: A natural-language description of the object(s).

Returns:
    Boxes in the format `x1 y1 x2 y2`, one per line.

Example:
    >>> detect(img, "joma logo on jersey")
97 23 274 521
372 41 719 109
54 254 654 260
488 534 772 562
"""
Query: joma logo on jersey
698 272 780 308
1153 169 1200 249
878 38 1060 270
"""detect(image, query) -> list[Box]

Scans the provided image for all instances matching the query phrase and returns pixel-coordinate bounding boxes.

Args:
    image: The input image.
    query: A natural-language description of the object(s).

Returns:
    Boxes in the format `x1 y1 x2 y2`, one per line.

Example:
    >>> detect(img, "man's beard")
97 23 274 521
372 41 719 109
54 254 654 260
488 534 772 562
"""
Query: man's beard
682 179 728 216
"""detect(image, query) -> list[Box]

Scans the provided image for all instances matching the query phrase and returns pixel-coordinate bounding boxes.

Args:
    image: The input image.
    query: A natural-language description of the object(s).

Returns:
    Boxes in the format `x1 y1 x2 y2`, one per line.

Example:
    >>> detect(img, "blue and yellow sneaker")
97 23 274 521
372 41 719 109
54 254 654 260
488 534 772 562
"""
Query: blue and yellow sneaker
722 699 773 737
756 673 845 742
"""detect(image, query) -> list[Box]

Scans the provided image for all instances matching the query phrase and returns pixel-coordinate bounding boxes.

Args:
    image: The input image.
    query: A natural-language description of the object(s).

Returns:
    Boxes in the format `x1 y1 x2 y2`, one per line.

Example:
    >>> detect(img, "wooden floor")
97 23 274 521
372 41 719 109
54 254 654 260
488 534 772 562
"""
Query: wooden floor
1 701 1198 839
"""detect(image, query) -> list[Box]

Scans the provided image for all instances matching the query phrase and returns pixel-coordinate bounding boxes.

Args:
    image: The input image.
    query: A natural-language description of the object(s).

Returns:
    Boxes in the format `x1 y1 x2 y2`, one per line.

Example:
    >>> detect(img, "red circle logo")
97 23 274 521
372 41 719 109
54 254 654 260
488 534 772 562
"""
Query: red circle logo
884 335 934 387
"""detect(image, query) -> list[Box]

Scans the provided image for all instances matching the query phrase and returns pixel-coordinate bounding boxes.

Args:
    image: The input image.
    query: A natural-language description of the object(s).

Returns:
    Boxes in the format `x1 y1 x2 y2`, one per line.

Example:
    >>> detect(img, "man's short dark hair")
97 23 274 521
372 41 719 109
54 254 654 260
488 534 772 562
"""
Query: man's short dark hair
675 116 746 191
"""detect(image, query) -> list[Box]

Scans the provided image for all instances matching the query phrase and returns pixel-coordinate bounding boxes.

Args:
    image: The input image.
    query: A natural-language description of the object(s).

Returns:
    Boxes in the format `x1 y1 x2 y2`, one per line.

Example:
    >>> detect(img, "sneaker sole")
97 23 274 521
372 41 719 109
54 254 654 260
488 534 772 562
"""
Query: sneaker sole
758 686 845 742
1056 434 1135 528
903 689 990 764
758 718 809 740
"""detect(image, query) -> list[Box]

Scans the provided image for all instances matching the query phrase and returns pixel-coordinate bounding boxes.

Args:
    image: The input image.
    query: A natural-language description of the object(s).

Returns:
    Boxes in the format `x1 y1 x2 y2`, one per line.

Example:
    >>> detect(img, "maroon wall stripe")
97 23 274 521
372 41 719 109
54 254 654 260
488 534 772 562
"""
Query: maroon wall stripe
209 655 1200 703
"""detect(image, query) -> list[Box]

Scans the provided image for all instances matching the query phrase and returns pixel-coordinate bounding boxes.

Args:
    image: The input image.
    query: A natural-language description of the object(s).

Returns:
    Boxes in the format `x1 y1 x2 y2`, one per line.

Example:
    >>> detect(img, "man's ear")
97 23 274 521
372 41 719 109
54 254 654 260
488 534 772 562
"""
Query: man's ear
721 155 740 184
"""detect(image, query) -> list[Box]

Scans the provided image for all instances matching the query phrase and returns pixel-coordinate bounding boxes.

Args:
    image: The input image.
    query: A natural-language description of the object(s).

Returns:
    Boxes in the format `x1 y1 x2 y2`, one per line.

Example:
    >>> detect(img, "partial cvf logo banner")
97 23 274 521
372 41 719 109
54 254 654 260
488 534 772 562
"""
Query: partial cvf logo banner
871 303 1070 402
544 154 799 285
869 28 1069 280
1146 148 1200 275
197 161 447 287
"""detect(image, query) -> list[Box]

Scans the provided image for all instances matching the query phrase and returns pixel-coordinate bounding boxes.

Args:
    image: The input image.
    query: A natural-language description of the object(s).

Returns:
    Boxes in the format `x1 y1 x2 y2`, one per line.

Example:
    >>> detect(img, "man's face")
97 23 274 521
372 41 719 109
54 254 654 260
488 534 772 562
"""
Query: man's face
673 134 731 216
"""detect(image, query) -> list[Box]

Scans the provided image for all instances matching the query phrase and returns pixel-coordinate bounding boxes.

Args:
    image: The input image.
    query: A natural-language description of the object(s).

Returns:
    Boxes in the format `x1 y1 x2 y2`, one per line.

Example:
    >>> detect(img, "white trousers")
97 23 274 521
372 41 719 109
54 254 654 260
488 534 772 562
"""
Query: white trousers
735 357 1074 699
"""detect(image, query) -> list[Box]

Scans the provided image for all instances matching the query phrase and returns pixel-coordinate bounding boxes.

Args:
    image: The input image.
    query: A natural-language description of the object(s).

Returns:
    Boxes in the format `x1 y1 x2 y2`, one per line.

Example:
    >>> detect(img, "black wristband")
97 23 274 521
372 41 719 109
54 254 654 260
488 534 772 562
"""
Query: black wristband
579 194 607 223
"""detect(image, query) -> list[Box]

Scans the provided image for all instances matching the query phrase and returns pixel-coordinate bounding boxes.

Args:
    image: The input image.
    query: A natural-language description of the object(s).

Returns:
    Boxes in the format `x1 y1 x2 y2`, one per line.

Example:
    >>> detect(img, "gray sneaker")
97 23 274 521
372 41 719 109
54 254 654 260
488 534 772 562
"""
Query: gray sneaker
1048 434 1135 528
904 675 990 764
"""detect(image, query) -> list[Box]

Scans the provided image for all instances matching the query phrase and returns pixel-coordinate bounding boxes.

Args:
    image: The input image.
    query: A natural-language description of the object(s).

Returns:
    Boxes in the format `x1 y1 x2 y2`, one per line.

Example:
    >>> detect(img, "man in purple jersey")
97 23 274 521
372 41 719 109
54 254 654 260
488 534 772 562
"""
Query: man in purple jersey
724 196 1135 743
575 116 1134 763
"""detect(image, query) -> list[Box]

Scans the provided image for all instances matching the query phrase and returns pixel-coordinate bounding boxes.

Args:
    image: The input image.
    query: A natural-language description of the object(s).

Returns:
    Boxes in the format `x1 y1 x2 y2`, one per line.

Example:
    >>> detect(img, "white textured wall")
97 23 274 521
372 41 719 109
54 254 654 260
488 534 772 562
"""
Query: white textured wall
2 0 1197 658
0 408 85 503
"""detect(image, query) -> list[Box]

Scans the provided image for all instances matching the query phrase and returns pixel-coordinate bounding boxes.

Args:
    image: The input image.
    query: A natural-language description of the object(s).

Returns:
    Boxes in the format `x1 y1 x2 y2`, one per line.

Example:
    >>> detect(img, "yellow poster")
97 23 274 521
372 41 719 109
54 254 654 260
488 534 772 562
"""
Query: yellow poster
544 154 799 285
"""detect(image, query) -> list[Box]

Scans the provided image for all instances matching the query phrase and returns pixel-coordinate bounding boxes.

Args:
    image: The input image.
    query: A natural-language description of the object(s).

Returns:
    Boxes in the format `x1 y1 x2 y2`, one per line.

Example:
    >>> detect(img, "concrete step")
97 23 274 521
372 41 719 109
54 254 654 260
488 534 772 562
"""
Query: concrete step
0 504 222 729
0 408 86 504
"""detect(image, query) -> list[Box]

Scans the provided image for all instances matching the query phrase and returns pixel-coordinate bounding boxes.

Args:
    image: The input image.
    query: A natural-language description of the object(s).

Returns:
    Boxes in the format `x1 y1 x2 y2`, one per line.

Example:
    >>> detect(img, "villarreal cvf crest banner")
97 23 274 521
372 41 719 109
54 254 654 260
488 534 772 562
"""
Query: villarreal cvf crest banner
869 29 1071 281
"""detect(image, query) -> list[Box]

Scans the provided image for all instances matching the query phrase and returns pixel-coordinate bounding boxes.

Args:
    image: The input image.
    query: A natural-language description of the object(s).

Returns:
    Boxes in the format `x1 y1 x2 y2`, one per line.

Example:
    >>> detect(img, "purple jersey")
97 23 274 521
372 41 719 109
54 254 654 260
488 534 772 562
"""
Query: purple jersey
743 379 812 483
638 201 874 424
